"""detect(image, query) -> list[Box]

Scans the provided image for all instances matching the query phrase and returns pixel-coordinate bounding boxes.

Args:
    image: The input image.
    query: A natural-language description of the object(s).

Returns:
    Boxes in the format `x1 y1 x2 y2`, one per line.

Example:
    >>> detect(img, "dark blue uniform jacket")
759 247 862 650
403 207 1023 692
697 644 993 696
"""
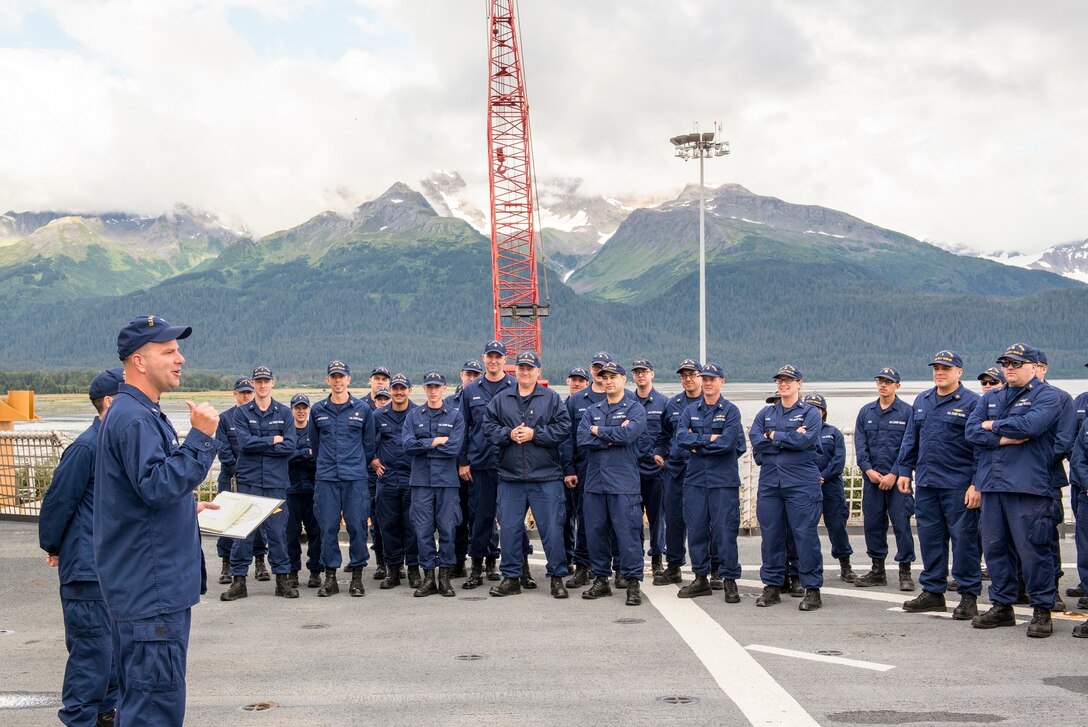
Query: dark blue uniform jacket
854 397 912 474
676 397 746 488
966 377 1062 497
561 387 606 476
403 403 464 488
636 388 667 478
375 403 416 489
39 418 101 588
459 374 515 470
895 385 980 489
287 424 316 494
235 399 295 492
576 393 646 494
93 383 217 621
1044 382 1076 489
308 394 375 482
748 401 823 487
655 392 703 478
484 383 571 483
215 406 241 477
817 424 846 488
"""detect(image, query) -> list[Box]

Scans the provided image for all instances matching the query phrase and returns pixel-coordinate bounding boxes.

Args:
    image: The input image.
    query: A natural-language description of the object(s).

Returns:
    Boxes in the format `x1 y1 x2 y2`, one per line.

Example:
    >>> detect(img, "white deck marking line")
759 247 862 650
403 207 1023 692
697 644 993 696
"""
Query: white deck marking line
744 644 895 672
641 583 821 726
886 606 1027 624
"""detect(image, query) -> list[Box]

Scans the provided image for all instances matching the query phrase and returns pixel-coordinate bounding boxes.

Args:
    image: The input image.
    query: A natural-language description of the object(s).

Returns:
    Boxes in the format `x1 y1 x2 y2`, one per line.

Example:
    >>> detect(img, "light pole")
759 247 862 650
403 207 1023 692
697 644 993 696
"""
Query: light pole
670 123 730 365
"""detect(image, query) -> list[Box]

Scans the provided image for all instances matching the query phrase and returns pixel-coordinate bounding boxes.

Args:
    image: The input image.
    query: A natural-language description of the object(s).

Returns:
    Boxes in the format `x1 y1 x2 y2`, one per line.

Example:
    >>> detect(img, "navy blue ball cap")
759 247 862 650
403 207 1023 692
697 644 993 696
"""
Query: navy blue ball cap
252 366 274 380
874 367 901 383
930 350 964 368
765 393 782 404
977 367 1006 384
1035 349 1048 365
369 366 390 378
462 359 484 374
599 361 626 376
997 343 1036 365
116 315 192 360
676 358 701 374
233 377 254 393
590 351 613 366
567 366 590 381
515 351 542 368
327 360 350 376
773 364 802 381
89 367 124 400
290 393 310 407
699 362 725 379
484 340 507 355
390 373 411 388
422 370 447 386
373 387 392 400
803 393 827 410
631 358 654 372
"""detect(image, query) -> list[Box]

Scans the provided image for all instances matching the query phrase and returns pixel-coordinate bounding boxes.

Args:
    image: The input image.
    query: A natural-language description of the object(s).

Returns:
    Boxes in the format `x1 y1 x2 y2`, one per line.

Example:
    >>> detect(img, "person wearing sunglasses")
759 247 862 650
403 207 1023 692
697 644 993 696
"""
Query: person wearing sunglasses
967 343 1064 637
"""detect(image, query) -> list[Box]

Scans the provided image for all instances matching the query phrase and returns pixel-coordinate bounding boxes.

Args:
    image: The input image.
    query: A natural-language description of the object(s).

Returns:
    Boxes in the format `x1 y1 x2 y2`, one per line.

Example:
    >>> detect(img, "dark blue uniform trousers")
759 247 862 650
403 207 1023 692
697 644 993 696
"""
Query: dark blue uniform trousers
862 481 915 563
683 485 741 579
758 482 824 589
455 478 471 562
1050 493 1064 580
59 590 117 726
640 470 665 557
216 474 266 559
285 492 322 575
981 491 1056 608
914 486 981 595
585 492 644 580
821 483 853 559
368 474 384 559
410 486 461 570
230 486 289 576
497 480 568 578
315 478 370 570
111 609 190 727
377 484 419 567
1076 488 1088 594
663 468 688 566
468 468 502 560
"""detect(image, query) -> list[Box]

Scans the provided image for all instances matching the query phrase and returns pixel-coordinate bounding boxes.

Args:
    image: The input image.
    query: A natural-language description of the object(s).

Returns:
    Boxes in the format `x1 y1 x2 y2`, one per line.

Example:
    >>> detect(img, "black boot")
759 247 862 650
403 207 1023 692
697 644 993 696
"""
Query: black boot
651 554 664 577
755 585 782 607
551 576 568 599
317 568 339 597
1053 578 1067 612
947 578 960 591
898 563 915 592
1079 597 1088 609
626 580 642 606
614 569 628 589
96 709 116 726
1014 580 1030 605
463 557 484 589
1073 620 1088 638
653 563 682 586
709 574 724 591
218 556 231 585
723 579 740 604
373 554 387 581
678 574 713 598
414 569 438 597
1027 606 1053 638
839 557 855 583
254 554 271 581
380 565 402 589
437 567 456 597
307 571 322 588
485 556 501 581
349 567 365 597
1067 583 1086 598
566 564 590 588
854 559 886 587
903 590 945 613
220 575 247 601
799 588 822 611
275 573 299 599
288 570 299 590
489 576 522 597
971 603 1016 629
407 565 422 589
450 559 467 578
582 575 612 600
785 574 804 597
952 592 978 620
521 557 537 589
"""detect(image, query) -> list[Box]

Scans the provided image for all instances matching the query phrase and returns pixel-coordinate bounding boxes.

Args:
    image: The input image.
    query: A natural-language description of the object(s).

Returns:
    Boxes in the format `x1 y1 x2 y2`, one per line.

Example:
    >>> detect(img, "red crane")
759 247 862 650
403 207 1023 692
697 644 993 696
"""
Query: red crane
486 0 548 363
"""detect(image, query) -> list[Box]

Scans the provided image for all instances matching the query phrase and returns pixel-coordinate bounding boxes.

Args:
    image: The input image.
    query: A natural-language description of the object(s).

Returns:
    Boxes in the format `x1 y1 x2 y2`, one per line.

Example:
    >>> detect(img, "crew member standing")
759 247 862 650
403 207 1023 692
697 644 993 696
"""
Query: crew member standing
286 393 322 589
803 394 855 582
94 316 220 726
854 367 916 590
222 366 297 601
39 368 122 727
631 359 667 577
449 360 482 577
309 360 376 598
373 375 421 589
577 361 647 605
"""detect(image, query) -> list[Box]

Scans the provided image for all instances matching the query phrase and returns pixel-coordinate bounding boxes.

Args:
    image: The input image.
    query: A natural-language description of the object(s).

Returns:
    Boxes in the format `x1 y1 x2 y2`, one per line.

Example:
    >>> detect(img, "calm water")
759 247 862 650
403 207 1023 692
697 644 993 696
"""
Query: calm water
19 379 1088 439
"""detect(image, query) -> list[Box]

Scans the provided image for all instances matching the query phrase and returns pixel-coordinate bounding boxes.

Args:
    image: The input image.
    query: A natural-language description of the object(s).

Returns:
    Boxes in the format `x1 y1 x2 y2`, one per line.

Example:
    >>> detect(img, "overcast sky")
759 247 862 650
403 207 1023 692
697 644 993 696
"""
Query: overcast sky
2 0 1085 252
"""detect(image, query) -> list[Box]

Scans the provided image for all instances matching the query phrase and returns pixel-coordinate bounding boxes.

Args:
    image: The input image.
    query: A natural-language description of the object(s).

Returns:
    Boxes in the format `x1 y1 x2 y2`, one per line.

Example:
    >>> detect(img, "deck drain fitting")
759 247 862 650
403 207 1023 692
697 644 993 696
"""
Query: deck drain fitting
656 695 700 705
240 701 277 712
455 654 487 661
816 649 844 656
300 624 329 630
614 618 645 624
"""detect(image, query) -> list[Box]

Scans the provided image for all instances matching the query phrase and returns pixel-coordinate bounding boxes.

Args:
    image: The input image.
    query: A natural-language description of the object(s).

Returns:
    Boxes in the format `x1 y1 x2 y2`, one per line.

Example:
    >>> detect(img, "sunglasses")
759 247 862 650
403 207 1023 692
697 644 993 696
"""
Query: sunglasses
998 360 1025 369
980 379 1000 386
